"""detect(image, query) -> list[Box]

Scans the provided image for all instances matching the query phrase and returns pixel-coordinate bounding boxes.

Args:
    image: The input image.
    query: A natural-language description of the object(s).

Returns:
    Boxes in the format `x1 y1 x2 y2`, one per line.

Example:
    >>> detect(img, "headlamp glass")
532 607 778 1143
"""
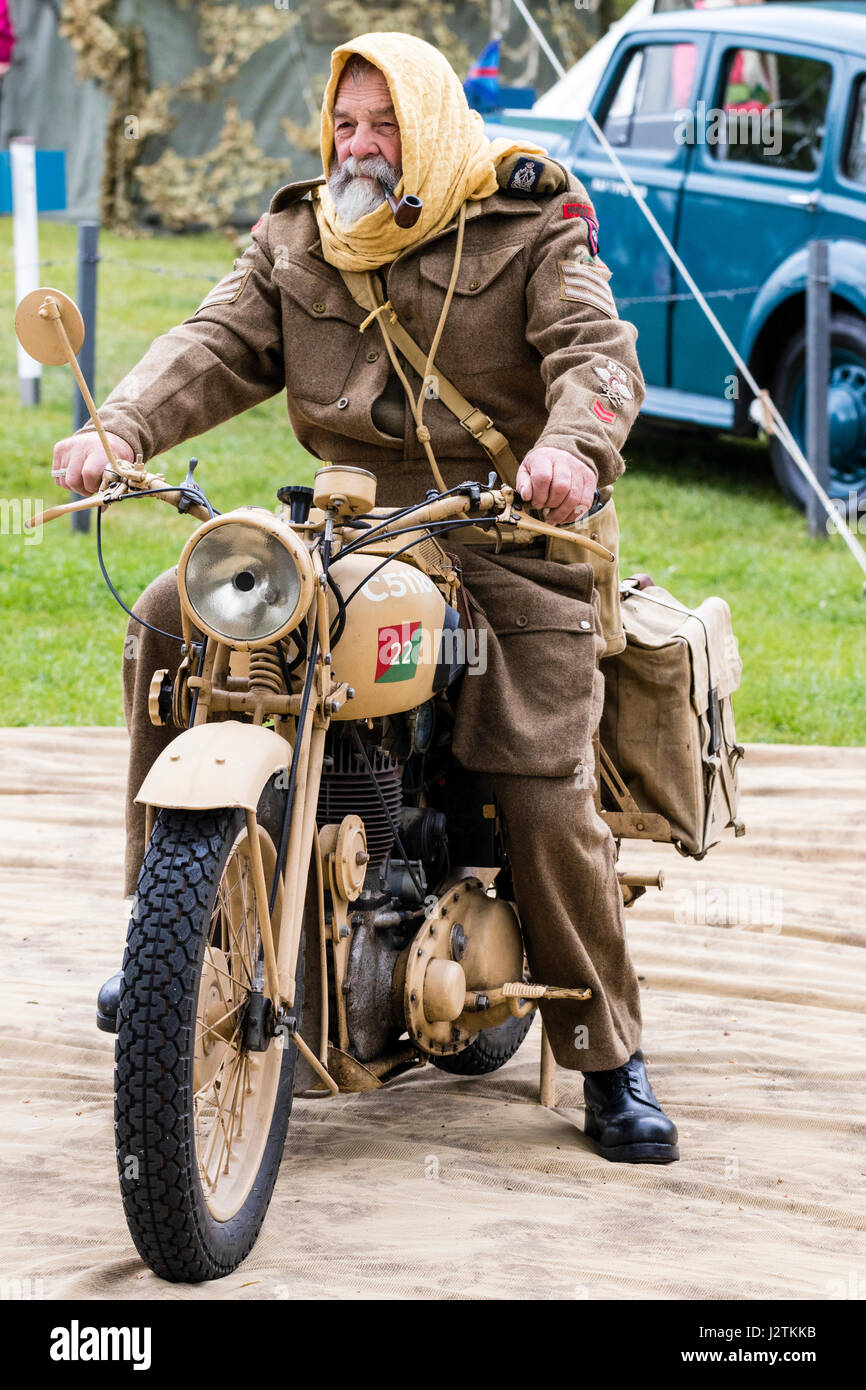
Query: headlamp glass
184 522 303 643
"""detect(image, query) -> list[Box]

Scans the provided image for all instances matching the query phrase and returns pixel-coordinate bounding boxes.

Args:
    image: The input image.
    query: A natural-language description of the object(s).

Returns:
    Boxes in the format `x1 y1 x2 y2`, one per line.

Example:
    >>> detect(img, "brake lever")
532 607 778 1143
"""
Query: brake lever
176 457 210 516
494 485 615 562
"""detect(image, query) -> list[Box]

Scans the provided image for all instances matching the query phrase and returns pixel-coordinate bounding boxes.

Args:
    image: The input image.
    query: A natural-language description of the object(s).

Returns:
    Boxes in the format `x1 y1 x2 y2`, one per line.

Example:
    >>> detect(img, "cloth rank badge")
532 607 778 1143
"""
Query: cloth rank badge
196 266 252 313
557 260 618 319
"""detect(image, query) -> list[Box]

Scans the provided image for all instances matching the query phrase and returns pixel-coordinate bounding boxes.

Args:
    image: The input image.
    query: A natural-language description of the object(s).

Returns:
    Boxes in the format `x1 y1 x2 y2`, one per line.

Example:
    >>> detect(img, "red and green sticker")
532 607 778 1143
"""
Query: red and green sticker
375 622 422 683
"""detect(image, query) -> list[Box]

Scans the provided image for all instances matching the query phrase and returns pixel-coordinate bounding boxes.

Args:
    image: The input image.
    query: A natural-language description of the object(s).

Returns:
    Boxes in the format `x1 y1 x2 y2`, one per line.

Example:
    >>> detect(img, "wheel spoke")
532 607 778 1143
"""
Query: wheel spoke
197 1021 245 1182
195 1000 243 1049
207 1045 246 1181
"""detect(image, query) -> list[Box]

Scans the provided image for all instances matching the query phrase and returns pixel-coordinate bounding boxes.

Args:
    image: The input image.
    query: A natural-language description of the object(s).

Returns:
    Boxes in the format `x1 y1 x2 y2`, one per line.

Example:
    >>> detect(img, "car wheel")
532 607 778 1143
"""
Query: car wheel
769 312 866 516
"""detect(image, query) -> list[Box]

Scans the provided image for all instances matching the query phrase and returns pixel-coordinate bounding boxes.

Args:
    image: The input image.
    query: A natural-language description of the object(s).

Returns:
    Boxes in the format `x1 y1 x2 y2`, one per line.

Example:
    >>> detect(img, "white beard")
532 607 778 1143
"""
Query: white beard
328 155 400 227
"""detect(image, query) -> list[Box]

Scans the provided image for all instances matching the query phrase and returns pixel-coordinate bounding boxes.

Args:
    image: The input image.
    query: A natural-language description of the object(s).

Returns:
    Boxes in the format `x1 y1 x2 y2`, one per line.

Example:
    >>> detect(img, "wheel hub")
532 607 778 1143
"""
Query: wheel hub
828 362 866 492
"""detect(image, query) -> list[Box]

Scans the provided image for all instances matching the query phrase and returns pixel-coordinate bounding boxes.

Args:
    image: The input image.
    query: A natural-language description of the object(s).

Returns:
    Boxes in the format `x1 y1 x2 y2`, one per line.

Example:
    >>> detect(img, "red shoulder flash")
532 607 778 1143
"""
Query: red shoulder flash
563 201 599 255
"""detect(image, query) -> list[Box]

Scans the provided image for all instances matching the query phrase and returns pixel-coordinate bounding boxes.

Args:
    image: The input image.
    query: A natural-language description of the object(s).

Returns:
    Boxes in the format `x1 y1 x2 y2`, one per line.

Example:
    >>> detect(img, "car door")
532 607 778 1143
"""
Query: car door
671 33 838 412
571 29 711 395
819 56 866 243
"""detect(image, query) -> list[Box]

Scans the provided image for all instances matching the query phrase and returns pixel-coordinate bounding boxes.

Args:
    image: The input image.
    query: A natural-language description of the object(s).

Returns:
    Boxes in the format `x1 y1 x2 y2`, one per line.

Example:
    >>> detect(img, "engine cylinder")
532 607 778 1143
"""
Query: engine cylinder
316 743 402 867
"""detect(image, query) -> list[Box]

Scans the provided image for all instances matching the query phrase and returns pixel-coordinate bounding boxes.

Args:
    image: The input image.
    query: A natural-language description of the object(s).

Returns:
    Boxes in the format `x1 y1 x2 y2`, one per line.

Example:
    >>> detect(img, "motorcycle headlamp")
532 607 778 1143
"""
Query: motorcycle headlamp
177 509 315 649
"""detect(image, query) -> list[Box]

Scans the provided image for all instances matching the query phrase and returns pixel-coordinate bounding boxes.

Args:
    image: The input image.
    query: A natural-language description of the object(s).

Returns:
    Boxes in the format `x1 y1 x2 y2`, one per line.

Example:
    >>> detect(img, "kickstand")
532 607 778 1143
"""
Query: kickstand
539 1019 557 1108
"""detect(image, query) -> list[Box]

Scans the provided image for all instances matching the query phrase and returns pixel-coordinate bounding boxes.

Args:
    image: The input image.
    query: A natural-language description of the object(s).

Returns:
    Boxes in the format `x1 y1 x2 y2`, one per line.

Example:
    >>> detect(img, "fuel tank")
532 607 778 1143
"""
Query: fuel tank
326 552 461 719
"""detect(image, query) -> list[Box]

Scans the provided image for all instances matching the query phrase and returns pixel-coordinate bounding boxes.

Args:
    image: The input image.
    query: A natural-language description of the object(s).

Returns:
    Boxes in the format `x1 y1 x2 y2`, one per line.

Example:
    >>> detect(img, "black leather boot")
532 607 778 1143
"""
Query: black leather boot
583 1049 679 1163
96 970 123 1034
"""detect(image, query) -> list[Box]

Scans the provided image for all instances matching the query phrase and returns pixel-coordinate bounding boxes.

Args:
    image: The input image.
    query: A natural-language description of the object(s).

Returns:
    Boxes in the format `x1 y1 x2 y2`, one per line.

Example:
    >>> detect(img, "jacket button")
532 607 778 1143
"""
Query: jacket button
580 619 592 630
515 615 528 627
468 279 481 291
366 349 380 362
312 300 326 313
336 396 349 409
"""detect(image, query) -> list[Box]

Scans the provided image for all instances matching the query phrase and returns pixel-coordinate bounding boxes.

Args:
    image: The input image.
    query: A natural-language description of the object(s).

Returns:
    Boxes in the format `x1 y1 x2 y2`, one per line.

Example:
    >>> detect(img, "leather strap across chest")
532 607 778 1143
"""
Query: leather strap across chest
337 261 521 490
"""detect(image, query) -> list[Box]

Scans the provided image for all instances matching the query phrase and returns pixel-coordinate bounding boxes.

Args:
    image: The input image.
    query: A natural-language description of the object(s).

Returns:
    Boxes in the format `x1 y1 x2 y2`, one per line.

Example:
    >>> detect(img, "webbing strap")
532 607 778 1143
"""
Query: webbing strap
339 266 521 487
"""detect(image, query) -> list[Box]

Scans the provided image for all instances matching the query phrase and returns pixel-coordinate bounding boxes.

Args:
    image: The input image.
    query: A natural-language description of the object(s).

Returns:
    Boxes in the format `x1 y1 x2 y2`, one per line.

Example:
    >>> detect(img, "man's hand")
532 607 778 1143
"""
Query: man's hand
51 432 135 497
515 446 596 525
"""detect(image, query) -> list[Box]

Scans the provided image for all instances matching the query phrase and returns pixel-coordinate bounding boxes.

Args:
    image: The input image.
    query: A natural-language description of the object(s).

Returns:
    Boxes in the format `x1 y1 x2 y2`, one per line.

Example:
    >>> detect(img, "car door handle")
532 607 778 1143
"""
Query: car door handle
787 190 821 212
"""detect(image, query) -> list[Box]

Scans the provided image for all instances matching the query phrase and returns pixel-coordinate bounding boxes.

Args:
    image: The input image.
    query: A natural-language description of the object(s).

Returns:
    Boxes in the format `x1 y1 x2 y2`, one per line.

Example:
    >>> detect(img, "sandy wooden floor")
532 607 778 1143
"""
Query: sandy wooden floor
0 728 864 1300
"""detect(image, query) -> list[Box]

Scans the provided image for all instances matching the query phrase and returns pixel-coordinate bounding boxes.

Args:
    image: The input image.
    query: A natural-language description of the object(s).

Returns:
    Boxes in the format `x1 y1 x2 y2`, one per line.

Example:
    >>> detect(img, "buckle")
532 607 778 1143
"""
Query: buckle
459 407 494 440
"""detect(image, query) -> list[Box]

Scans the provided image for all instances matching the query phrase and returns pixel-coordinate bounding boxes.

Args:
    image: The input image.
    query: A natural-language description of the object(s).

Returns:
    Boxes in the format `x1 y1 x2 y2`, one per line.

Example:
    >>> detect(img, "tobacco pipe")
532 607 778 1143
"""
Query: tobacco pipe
378 179 423 228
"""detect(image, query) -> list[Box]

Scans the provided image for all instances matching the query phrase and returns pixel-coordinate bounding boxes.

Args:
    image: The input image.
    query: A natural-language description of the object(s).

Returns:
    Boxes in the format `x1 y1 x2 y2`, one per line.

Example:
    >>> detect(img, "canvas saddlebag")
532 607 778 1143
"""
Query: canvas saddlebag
598 581 745 858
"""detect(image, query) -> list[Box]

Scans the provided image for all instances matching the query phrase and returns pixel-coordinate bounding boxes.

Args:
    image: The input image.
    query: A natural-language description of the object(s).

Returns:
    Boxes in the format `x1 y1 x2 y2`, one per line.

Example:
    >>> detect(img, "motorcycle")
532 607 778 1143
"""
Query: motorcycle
18 288 621 1283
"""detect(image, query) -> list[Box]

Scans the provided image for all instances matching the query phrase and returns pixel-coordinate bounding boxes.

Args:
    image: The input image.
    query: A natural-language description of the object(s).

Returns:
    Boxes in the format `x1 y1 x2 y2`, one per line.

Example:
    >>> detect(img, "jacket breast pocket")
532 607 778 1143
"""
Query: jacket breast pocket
450 555 605 779
418 243 532 371
272 261 365 405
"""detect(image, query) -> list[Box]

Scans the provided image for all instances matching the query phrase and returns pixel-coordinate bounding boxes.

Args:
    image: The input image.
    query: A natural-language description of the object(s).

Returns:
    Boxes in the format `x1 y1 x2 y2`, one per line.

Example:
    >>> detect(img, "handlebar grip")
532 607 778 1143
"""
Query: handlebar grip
25 495 105 528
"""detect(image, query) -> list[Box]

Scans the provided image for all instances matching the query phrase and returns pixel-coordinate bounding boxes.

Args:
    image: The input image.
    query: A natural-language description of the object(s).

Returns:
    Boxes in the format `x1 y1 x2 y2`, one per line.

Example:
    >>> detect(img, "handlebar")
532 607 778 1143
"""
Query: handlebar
26 466 212 530
342 484 615 563
28 467 612 565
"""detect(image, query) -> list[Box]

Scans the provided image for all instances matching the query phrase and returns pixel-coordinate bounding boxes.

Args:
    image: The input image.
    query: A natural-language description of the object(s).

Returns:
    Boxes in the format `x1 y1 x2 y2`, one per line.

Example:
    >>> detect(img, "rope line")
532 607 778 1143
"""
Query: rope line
510 0 866 583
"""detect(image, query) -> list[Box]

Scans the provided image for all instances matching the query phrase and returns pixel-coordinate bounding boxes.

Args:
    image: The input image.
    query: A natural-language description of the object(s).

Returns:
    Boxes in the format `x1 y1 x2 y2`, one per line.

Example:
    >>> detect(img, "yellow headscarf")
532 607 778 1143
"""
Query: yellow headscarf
313 31 547 272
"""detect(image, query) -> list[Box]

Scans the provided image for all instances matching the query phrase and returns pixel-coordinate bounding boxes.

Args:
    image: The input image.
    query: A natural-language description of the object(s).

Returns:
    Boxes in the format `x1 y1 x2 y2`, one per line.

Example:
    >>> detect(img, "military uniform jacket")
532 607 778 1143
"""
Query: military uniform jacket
90 167 646 510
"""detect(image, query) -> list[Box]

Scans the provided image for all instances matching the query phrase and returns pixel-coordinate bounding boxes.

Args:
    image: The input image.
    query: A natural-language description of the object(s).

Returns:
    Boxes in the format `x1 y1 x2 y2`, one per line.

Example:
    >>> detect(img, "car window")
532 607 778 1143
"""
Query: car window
601 42 699 154
712 48 832 172
844 75 866 185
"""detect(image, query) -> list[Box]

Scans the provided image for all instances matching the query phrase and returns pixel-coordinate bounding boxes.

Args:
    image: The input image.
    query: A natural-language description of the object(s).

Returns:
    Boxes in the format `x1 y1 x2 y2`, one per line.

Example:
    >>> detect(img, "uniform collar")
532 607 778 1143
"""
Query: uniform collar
268 177 325 216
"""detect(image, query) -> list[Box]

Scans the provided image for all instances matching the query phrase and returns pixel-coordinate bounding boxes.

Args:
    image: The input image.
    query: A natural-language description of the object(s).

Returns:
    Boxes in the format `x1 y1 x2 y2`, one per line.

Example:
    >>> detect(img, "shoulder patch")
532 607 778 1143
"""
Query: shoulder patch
496 152 567 198
557 260 618 320
562 200 600 255
196 266 252 314
505 156 545 197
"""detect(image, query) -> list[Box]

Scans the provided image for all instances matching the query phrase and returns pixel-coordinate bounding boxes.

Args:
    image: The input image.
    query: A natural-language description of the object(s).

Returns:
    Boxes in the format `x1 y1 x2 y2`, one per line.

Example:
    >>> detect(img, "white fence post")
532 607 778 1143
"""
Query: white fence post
11 137 41 406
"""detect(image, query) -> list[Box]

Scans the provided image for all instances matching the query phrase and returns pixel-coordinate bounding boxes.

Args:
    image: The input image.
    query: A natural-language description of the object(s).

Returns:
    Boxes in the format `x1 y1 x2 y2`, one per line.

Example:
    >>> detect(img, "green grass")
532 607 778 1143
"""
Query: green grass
1 219 863 742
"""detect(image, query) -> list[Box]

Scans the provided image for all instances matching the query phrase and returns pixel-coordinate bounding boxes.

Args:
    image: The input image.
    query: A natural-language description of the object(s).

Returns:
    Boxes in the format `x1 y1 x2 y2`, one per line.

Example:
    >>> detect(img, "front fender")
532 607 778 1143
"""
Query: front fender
135 722 289 812
742 238 866 366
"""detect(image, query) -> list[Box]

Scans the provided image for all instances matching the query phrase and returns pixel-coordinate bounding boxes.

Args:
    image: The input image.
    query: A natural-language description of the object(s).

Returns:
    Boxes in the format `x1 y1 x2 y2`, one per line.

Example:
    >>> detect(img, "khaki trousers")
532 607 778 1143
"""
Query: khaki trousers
122 554 642 1072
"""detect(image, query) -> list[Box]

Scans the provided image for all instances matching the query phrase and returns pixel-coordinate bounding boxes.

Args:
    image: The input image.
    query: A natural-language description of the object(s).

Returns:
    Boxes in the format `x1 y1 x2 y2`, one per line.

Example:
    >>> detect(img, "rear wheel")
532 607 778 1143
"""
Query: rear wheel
430 1010 534 1076
115 783 303 1282
769 312 866 515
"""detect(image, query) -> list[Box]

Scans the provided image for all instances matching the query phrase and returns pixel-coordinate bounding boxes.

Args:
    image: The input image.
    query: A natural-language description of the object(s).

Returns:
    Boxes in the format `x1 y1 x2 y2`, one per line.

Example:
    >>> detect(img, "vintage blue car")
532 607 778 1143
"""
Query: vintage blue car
488 2 866 513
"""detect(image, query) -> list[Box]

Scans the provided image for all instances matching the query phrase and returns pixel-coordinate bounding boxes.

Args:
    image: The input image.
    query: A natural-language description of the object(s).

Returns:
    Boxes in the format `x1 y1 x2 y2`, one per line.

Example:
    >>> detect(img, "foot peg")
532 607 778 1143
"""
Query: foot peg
465 980 592 1020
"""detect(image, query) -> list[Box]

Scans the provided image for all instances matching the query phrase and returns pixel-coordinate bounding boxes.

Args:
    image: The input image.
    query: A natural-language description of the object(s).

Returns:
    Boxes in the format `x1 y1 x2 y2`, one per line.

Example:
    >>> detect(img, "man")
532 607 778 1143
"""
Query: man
52 32 678 1164
0 0 14 78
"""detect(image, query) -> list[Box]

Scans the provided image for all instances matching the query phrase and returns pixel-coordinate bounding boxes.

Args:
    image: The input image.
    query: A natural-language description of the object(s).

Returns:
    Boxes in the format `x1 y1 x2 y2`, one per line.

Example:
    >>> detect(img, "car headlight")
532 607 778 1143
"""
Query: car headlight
177 509 315 648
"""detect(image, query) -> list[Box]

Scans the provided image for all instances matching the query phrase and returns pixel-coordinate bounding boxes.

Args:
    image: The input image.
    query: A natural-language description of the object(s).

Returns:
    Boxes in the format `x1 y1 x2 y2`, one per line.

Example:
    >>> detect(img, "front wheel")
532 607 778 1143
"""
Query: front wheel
115 792 302 1282
769 312 866 515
